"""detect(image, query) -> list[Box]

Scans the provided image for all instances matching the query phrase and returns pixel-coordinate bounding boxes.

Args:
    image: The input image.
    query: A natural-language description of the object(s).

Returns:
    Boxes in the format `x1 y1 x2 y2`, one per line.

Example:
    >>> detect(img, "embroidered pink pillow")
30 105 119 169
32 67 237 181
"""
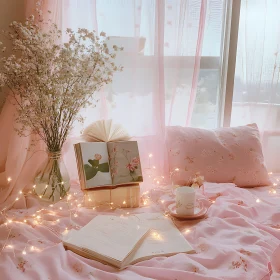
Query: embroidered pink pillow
166 124 271 187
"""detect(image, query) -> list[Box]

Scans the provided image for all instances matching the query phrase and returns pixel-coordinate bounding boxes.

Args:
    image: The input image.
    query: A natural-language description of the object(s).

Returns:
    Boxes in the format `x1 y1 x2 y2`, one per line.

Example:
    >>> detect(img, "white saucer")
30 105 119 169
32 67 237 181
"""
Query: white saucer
168 203 208 220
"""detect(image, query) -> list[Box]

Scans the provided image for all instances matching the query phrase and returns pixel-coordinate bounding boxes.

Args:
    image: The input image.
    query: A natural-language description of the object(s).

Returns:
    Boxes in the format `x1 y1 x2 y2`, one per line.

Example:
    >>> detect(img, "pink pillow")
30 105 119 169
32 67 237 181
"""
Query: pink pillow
166 124 271 187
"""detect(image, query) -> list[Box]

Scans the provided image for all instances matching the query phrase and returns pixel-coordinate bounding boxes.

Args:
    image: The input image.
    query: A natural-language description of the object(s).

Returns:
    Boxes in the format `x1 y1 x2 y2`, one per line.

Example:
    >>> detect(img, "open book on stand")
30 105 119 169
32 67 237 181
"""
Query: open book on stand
63 213 194 269
75 141 143 190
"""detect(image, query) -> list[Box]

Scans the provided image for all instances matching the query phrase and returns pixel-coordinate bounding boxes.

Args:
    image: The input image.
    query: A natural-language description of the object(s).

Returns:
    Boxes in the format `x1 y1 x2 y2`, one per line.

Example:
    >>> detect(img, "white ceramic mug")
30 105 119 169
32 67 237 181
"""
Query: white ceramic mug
175 187 195 215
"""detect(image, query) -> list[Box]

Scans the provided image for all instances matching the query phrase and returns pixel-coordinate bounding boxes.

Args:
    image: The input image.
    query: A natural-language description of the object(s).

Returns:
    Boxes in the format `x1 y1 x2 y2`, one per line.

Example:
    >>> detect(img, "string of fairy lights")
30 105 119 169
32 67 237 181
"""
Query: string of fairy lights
0 153 279 257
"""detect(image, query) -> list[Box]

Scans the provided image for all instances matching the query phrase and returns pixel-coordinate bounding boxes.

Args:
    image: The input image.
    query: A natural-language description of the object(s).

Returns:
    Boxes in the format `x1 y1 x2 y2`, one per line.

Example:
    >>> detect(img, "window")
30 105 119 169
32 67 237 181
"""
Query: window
68 0 227 137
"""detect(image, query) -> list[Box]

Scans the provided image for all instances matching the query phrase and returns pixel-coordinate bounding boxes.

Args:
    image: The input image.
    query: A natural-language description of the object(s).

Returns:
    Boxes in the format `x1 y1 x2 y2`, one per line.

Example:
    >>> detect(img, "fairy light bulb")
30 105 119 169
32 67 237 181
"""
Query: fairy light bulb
33 185 36 189
7 177 12 182
37 215 41 219
161 200 165 203
56 219 60 222
22 250 26 255
59 207 62 210
39 195 42 198
74 214 78 217
8 219 12 223
123 201 126 205
149 154 153 158
24 220 27 223
256 198 260 203
50 204 53 207
175 168 179 172
15 197 19 201
19 191 22 194
152 231 162 240
185 229 190 234
272 190 277 194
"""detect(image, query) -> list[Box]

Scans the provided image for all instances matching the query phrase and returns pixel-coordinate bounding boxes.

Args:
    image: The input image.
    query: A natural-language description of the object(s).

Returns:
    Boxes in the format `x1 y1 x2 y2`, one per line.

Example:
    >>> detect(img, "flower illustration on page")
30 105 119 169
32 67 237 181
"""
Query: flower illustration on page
126 163 136 172
94 154 102 160
126 157 140 172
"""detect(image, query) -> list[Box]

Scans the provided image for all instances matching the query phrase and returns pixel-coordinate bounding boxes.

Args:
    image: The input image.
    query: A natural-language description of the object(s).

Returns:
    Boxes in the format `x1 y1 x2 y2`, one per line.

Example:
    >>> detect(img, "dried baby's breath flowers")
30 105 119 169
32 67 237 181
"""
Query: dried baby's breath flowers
0 8 123 152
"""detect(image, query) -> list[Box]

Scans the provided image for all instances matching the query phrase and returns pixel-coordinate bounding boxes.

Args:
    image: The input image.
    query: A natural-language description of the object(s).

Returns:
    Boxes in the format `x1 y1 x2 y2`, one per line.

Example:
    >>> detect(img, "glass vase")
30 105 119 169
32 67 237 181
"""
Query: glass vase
34 151 70 203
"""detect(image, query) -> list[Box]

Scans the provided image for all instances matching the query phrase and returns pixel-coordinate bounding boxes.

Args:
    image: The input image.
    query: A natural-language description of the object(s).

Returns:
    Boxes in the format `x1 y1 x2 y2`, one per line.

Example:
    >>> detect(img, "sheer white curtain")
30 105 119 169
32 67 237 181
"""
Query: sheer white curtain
231 0 280 173
61 0 226 184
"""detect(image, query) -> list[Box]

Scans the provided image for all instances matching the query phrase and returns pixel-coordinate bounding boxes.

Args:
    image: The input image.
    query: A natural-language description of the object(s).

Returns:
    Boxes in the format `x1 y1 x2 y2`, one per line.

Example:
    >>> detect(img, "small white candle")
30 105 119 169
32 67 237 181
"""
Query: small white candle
175 187 195 215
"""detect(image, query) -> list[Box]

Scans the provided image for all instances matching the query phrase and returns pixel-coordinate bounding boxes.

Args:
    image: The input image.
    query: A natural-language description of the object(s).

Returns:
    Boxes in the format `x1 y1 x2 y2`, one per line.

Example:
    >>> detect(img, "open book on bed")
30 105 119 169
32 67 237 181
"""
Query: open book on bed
62 213 194 270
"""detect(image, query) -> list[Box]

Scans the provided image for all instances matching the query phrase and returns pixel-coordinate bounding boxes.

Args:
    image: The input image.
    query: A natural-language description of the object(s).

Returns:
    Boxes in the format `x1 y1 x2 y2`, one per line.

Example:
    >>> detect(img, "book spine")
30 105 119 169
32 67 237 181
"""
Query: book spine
84 185 140 208
74 144 86 190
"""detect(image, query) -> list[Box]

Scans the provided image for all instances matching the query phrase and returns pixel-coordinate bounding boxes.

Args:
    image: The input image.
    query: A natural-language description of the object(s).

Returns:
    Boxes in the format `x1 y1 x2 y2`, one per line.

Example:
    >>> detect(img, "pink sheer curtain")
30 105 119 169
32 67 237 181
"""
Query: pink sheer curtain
231 0 280 173
0 0 63 211
0 0 209 209
63 0 210 188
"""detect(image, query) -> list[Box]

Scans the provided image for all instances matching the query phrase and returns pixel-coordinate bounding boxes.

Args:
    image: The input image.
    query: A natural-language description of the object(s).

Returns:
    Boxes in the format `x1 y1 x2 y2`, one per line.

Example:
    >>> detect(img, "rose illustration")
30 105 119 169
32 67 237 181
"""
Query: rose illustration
131 157 140 166
126 163 135 172
94 154 102 160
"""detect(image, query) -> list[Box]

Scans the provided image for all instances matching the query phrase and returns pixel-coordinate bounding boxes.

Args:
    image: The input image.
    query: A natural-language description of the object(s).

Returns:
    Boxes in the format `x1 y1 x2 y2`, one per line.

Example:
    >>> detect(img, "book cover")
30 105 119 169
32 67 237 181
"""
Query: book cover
84 184 140 208
108 141 143 185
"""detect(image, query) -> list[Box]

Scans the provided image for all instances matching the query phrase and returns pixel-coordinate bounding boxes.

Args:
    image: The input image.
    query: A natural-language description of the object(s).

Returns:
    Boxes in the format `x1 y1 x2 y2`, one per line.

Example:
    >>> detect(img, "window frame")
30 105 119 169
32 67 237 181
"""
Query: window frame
219 0 241 127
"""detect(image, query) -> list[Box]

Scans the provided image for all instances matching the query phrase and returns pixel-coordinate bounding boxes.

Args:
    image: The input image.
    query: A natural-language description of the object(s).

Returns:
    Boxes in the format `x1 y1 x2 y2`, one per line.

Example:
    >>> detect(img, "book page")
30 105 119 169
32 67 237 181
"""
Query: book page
104 119 112 142
127 213 194 264
63 215 150 263
107 141 143 185
109 126 131 142
79 142 112 188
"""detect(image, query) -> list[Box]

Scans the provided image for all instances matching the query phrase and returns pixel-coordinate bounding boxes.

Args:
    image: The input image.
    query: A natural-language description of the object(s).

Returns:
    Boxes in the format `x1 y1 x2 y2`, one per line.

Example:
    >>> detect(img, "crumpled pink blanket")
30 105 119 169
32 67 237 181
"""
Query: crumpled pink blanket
0 181 279 280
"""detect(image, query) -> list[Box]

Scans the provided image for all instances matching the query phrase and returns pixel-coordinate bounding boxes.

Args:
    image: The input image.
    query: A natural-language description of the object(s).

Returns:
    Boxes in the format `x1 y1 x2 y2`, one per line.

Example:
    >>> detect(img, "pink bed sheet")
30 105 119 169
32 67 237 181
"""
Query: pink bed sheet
0 180 280 280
